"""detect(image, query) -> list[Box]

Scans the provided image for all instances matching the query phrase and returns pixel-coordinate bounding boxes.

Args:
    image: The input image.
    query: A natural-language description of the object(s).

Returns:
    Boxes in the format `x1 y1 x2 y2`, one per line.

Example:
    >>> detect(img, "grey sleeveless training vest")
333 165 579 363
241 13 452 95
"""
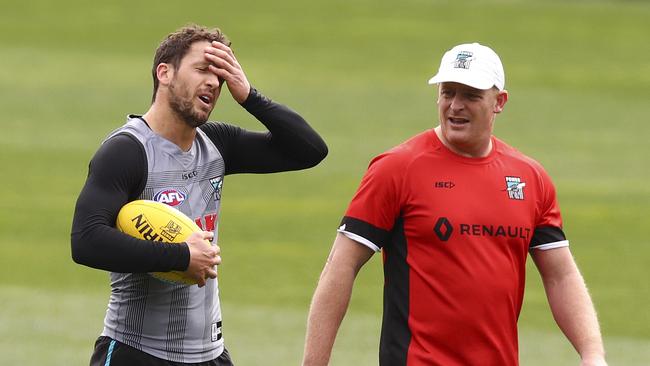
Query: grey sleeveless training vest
101 117 225 362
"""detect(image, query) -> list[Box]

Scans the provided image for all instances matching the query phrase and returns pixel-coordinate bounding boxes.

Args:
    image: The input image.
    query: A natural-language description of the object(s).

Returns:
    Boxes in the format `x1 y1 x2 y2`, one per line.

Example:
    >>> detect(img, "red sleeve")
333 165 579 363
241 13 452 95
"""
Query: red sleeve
530 164 567 248
339 151 406 249
536 167 563 228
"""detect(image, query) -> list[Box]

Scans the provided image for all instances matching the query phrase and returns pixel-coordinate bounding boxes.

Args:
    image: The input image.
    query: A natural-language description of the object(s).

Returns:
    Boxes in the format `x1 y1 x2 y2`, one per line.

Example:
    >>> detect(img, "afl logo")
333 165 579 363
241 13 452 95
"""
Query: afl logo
153 189 187 207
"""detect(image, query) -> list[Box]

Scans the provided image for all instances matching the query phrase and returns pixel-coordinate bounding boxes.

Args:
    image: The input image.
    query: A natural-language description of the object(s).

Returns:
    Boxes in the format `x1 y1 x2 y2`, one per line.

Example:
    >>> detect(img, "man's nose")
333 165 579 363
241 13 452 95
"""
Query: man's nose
206 74 221 89
450 95 464 111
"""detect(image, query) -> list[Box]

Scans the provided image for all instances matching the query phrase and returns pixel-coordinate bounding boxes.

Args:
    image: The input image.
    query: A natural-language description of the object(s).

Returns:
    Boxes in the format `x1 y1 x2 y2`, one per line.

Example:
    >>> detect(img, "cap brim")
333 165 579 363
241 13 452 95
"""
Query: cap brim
427 71 496 90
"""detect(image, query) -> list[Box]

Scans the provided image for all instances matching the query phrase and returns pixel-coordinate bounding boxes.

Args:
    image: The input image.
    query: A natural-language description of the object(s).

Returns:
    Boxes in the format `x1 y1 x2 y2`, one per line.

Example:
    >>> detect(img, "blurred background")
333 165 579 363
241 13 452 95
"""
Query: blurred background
1 0 648 364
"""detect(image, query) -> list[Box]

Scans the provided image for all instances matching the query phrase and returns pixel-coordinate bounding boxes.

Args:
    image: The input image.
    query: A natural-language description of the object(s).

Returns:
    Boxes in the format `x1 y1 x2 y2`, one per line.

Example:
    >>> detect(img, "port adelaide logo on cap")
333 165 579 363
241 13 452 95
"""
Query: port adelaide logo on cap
454 51 474 69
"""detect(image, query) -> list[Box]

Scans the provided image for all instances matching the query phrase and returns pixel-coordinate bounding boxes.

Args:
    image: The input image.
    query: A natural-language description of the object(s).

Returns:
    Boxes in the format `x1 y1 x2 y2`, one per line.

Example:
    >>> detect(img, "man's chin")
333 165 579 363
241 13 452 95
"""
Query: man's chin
184 118 208 128
183 110 211 128
169 99 211 128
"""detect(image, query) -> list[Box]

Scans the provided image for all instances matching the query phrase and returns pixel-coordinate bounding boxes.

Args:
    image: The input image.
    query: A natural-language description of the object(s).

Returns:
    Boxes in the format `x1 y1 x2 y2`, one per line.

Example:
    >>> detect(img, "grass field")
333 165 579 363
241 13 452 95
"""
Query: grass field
1 0 649 364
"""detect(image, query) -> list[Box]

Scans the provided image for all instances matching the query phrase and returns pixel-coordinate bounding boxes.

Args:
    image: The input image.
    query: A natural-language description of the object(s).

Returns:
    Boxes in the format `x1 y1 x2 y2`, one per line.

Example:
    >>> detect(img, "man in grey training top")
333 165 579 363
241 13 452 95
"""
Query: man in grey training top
71 24 327 366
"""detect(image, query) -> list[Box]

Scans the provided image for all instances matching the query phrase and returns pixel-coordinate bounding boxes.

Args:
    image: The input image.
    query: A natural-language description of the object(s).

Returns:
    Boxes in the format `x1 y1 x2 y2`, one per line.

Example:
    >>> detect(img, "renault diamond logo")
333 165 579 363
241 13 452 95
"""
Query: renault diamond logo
434 217 453 241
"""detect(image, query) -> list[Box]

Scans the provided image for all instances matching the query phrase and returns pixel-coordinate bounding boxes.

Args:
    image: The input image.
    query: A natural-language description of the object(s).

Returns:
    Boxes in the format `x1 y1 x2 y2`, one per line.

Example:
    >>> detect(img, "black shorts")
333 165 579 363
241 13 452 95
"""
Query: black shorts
89 336 234 366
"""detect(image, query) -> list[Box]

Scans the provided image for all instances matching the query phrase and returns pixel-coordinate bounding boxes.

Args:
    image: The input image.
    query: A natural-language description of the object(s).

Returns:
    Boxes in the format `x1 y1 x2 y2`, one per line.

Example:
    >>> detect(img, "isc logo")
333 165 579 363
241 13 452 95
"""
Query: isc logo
153 189 187 207
434 181 455 189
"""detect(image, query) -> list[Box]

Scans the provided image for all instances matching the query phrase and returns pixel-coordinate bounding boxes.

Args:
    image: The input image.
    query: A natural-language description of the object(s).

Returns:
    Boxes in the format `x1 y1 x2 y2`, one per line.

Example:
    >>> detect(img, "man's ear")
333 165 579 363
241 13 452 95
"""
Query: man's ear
494 90 508 114
156 63 174 86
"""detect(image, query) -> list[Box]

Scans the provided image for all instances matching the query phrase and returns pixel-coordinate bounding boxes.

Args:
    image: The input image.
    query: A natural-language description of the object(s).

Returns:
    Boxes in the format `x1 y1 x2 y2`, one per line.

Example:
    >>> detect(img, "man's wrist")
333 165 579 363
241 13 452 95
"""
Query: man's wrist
580 352 607 366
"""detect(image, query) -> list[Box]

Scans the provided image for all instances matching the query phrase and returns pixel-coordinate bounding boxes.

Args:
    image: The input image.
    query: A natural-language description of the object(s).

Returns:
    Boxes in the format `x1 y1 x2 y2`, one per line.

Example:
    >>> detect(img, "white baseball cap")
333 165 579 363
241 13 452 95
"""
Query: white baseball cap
427 42 505 90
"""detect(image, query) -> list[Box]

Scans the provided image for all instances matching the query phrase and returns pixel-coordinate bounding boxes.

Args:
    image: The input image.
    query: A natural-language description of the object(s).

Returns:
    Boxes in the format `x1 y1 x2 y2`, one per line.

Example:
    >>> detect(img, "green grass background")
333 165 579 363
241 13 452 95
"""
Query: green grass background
1 0 649 364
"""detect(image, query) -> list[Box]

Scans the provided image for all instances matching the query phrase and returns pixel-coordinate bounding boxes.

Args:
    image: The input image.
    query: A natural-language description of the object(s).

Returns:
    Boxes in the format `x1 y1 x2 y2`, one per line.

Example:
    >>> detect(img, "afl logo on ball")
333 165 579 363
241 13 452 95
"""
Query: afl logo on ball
153 189 187 207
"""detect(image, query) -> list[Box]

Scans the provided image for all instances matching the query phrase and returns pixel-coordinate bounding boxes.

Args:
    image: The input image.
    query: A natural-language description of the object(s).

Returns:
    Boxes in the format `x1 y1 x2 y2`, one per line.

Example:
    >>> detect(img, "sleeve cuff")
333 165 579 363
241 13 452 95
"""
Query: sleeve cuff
240 86 261 107
338 228 381 252
531 240 569 251
529 226 567 250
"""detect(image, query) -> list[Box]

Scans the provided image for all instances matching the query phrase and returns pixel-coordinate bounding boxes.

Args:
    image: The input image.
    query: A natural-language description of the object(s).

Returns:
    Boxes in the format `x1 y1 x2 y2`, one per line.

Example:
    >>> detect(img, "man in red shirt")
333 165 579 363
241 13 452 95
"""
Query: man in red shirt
302 43 607 366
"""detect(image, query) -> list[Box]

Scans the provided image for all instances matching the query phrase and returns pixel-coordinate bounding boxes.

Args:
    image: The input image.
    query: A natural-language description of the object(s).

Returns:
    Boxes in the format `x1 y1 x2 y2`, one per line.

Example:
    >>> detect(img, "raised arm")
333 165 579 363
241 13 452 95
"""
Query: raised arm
302 233 375 366
200 87 328 174
531 247 607 366
201 40 327 173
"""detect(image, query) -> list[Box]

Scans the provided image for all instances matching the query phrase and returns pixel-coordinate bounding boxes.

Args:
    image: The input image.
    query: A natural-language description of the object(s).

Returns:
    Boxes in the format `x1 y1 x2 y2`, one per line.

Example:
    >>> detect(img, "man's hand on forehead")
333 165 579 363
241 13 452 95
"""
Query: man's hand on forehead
204 40 250 103
204 42 236 69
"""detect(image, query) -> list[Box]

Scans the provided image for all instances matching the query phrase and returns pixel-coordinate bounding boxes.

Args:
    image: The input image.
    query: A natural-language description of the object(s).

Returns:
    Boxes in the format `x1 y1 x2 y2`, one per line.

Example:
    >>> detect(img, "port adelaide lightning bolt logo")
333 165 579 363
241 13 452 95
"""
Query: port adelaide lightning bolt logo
454 51 474 69
504 176 526 200
210 176 224 200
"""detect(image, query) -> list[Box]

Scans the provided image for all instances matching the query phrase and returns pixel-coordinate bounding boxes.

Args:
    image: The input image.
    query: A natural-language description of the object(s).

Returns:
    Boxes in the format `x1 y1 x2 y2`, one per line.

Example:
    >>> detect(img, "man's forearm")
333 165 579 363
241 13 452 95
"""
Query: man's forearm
241 87 328 166
544 264 605 362
302 265 356 366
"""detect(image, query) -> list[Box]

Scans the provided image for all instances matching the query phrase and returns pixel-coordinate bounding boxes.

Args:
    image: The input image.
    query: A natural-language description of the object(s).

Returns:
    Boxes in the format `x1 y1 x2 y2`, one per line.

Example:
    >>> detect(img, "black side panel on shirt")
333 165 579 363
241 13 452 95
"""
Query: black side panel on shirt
70 133 190 272
199 87 328 175
529 226 566 249
379 216 411 366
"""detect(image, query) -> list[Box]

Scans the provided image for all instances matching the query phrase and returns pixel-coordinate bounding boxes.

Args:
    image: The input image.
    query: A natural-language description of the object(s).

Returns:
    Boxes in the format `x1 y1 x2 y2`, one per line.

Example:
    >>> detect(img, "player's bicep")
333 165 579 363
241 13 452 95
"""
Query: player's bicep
71 135 146 264
201 123 279 173
74 134 146 220
530 246 577 283
227 128 323 173
326 233 375 275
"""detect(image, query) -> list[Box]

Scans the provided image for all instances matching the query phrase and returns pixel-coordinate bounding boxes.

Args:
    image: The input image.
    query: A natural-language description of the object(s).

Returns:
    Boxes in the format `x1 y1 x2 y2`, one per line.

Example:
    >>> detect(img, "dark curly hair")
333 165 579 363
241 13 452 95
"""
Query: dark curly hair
151 24 231 102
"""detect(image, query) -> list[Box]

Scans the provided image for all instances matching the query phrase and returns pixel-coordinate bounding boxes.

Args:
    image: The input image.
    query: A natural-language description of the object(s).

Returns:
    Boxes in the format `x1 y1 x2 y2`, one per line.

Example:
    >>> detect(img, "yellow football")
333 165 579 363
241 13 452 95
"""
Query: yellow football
116 199 201 285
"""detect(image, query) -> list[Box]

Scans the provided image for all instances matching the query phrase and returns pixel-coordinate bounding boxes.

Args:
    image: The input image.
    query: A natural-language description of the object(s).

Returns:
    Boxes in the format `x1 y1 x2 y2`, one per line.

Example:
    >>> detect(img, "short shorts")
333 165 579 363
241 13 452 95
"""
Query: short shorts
89 336 234 366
